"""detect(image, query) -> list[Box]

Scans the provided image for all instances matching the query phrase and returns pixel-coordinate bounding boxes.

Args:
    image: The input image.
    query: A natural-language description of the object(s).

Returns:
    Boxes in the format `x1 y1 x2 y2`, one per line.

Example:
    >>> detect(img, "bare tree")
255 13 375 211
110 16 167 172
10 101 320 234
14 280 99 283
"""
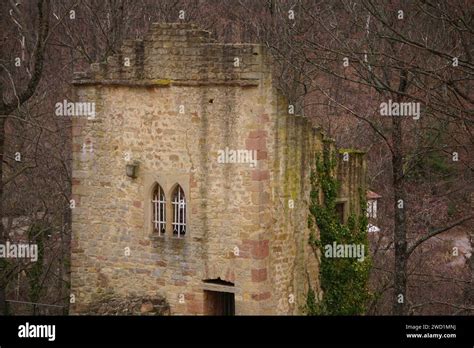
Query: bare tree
0 0 51 314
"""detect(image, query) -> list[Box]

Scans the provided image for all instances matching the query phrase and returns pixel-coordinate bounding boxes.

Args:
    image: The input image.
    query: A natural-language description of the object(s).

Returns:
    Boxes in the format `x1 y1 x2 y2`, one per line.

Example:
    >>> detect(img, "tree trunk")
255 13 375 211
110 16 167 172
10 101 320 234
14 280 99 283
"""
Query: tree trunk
0 114 8 315
465 198 474 312
391 68 409 315
392 136 407 315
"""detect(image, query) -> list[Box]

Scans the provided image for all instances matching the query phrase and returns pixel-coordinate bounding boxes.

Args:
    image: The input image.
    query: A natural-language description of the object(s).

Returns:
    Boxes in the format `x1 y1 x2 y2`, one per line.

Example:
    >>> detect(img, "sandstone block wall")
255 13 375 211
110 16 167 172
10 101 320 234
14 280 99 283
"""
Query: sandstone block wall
70 23 365 315
337 149 367 221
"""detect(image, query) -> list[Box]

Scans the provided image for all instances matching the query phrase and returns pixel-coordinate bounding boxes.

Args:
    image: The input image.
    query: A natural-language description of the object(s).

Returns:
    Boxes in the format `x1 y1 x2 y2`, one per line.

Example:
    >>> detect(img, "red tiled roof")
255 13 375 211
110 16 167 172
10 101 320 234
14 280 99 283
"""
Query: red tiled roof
367 190 382 199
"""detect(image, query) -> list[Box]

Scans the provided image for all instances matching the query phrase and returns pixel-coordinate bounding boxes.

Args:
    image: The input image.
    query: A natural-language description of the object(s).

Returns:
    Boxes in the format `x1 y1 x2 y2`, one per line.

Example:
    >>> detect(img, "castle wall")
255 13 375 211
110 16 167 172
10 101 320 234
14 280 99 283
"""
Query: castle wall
266 93 323 314
337 150 367 218
70 23 365 315
71 23 279 315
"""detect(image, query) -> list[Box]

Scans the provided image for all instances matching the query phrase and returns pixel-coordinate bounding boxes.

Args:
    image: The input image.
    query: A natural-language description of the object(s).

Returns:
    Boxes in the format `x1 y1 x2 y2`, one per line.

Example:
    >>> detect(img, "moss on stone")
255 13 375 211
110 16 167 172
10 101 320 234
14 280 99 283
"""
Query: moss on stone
152 79 172 86
338 148 365 155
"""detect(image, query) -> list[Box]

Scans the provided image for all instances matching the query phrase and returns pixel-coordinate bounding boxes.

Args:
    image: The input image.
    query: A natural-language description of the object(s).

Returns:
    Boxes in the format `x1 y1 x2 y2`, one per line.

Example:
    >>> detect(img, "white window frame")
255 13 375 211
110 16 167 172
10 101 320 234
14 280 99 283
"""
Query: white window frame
172 185 186 238
367 199 377 219
152 184 166 235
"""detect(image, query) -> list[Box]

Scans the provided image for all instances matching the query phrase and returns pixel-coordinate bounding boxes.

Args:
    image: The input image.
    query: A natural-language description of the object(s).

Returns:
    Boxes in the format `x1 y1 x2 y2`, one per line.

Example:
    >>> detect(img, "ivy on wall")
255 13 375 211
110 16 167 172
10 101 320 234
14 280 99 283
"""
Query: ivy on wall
306 146 372 315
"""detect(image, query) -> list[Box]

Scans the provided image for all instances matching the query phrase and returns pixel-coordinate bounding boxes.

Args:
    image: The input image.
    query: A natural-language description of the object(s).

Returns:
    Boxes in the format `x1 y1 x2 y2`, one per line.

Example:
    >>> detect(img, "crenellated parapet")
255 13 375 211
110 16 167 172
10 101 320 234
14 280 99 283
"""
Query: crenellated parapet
73 23 265 87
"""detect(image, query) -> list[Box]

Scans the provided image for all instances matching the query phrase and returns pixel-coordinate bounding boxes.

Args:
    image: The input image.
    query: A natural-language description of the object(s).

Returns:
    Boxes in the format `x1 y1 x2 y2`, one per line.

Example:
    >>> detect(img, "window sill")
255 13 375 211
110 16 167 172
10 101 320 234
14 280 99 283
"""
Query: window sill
149 233 187 242
149 232 165 242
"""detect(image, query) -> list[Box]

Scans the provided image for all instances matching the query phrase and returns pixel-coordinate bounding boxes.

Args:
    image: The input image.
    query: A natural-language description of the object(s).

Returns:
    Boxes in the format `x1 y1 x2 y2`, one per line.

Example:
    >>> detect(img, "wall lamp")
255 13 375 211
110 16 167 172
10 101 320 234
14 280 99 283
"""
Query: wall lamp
126 161 139 179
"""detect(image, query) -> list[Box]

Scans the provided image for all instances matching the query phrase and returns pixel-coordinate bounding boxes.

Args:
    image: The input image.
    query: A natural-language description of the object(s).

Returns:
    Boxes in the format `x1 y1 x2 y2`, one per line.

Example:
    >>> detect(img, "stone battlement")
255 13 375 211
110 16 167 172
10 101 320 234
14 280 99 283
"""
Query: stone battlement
73 23 265 86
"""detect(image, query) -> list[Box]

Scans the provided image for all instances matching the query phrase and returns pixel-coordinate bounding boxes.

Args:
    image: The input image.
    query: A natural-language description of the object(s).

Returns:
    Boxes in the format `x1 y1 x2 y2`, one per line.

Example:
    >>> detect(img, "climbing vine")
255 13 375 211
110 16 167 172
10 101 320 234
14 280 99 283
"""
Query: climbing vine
306 147 372 315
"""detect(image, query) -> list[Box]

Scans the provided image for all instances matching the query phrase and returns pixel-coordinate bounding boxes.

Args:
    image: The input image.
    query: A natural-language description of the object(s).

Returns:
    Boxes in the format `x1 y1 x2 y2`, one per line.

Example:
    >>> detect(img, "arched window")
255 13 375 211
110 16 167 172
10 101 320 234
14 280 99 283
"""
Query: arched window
172 185 186 237
152 184 166 235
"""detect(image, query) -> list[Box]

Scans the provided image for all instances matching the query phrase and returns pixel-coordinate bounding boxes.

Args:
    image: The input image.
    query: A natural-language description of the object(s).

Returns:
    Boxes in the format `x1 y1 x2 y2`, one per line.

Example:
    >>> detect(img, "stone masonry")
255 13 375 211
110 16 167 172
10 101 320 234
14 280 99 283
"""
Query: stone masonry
70 23 366 315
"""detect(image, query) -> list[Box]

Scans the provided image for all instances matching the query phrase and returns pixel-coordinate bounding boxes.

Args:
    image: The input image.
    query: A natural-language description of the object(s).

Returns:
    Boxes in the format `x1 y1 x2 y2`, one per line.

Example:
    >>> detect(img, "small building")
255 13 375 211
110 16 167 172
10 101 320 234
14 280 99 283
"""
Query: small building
366 190 382 233
367 190 382 219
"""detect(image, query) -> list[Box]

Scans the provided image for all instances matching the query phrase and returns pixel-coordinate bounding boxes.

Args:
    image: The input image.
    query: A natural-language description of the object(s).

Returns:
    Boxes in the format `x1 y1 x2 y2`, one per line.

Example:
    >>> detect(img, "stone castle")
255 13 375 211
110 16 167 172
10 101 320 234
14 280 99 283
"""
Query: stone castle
70 23 366 315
